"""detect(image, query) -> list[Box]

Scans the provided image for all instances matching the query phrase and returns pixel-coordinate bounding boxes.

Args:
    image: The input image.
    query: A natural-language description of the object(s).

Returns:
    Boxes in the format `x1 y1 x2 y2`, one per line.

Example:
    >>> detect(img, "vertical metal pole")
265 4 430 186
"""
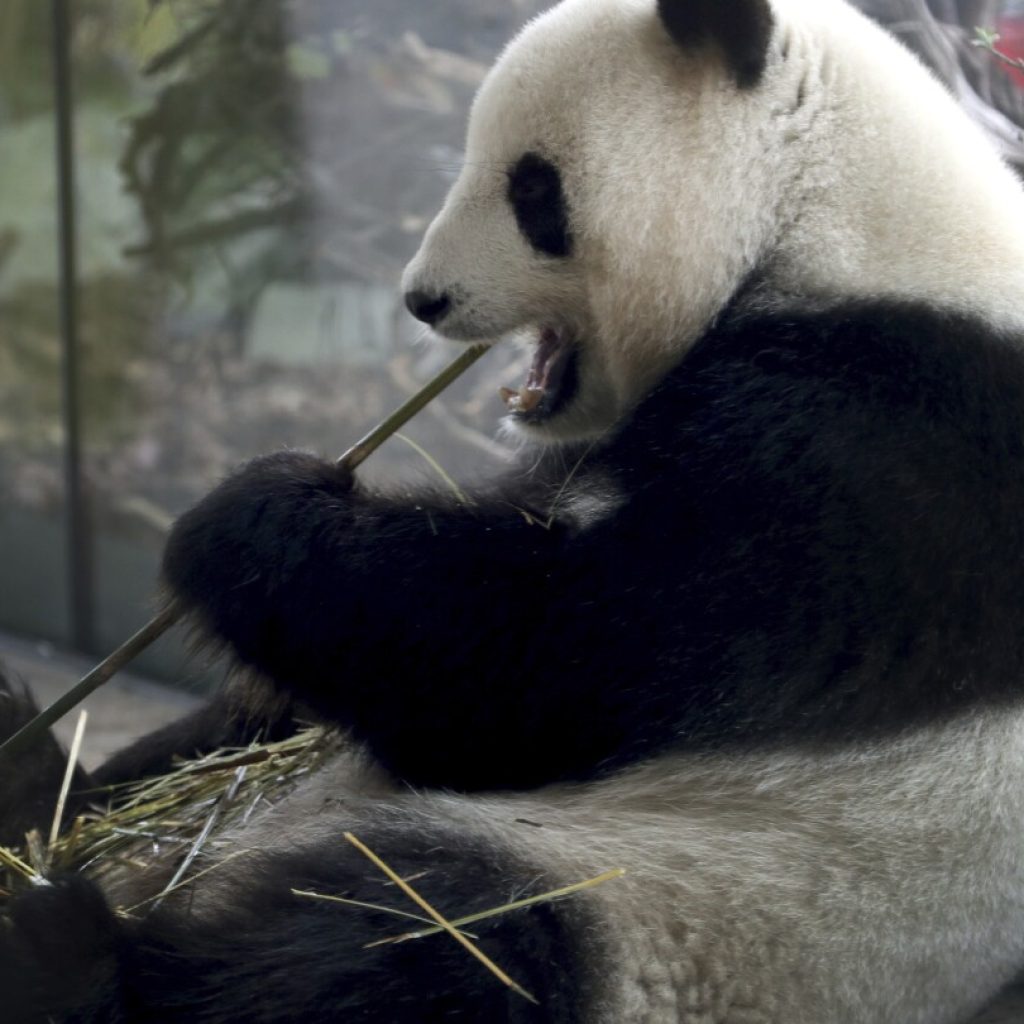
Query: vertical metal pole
52 0 94 653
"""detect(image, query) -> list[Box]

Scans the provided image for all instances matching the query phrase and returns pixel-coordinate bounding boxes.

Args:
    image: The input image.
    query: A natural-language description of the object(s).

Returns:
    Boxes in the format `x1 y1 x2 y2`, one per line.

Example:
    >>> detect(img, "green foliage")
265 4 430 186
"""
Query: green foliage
973 25 1024 71
973 26 1001 48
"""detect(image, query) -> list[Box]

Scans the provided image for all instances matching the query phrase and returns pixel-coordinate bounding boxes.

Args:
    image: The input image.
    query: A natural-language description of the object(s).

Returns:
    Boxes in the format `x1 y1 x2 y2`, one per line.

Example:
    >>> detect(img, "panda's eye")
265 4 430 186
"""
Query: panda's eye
509 164 554 204
506 152 573 258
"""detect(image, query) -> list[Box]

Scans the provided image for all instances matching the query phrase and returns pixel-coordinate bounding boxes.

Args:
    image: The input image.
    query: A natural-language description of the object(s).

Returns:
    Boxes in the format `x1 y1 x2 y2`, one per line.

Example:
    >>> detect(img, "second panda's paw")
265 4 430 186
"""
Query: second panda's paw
161 451 356 662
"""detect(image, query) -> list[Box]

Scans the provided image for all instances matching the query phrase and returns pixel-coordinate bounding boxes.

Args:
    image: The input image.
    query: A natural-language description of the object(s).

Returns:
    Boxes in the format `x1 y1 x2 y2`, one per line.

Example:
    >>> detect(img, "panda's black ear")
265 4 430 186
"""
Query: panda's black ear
657 0 774 88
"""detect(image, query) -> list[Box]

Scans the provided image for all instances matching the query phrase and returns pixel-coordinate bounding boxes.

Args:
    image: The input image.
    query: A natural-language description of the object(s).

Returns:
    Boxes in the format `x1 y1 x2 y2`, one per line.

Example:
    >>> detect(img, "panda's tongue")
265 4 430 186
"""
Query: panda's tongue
500 327 566 414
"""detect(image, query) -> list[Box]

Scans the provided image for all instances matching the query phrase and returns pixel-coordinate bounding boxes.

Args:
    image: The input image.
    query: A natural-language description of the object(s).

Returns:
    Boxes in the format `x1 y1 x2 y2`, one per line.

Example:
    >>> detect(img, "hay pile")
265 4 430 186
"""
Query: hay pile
0 726 339 911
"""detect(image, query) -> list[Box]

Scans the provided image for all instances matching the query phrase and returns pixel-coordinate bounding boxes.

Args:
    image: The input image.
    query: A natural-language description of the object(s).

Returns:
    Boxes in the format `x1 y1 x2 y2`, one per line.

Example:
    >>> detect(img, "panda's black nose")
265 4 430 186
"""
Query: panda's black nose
404 290 452 326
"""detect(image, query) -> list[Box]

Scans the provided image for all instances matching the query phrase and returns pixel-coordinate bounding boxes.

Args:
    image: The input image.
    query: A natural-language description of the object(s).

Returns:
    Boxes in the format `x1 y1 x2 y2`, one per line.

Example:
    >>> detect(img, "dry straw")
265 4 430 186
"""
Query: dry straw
0 726 340 905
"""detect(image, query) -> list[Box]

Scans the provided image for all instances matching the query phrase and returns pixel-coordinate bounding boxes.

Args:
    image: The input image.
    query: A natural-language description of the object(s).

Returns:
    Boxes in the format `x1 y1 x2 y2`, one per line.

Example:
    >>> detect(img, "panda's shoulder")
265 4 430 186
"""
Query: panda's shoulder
631 299 1024 447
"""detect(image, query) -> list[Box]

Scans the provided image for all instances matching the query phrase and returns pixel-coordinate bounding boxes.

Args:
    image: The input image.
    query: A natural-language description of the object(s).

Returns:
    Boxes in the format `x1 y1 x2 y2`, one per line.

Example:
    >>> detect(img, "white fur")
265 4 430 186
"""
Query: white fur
173 711 1024 1023
402 0 1024 440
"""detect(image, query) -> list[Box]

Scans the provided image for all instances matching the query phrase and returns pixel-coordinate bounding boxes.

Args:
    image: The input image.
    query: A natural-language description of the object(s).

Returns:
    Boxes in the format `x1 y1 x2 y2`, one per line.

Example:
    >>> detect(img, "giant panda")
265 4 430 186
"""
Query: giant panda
5 0 1024 1020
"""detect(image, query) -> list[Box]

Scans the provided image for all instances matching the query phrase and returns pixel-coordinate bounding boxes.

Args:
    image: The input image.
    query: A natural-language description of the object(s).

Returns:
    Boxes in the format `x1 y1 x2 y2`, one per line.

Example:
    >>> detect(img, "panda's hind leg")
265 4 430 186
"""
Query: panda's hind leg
0 825 595 1023
90 678 299 788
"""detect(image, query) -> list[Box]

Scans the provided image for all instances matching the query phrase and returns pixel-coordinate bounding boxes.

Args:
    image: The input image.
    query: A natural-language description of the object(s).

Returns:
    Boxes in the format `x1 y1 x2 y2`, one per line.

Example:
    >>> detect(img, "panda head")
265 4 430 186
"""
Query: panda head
401 0 788 440
401 0 1024 441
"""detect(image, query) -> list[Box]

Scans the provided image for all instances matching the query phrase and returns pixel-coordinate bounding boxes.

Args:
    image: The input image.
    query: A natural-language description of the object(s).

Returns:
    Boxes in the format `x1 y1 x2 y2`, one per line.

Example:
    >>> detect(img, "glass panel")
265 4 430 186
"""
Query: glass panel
68 1 549 684
0 2 70 644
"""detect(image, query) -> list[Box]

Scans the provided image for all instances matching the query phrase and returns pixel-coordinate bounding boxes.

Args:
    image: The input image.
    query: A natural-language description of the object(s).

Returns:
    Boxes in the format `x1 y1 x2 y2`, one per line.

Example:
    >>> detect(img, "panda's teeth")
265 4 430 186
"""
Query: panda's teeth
500 385 545 412
500 326 569 415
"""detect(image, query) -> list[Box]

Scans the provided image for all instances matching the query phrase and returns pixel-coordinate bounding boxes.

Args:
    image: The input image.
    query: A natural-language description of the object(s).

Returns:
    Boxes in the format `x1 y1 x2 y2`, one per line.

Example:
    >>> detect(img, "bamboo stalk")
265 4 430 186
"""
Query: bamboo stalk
0 344 490 762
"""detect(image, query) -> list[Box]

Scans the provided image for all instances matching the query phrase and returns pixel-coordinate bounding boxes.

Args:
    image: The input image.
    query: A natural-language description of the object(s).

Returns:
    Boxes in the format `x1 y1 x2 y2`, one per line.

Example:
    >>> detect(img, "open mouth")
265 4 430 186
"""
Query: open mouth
499 326 578 422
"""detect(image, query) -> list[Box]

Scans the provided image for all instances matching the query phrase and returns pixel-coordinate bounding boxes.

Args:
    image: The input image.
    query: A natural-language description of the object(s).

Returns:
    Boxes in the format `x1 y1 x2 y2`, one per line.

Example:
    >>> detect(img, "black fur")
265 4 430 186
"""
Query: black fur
0 672 92 847
0 828 594 1023
156 301 1024 791
1 876 124 1024
404 289 453 327
657 0 774 88
507 153 573 258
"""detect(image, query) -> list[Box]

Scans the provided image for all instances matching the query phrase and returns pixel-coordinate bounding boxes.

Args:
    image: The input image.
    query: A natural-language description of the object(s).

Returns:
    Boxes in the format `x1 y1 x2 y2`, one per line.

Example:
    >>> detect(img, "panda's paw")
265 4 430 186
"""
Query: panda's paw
0 875 124 1022
161 450 355 657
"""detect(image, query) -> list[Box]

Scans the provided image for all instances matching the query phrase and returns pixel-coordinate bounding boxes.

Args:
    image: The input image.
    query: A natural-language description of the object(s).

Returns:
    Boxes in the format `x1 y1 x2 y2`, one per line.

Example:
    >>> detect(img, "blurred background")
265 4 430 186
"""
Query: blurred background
1 0 1023 714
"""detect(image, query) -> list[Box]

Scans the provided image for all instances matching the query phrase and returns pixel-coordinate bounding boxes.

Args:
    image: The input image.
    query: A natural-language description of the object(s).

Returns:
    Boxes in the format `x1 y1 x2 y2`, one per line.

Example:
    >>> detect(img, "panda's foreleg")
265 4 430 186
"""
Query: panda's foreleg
0 826 593 1024
159 450 640 791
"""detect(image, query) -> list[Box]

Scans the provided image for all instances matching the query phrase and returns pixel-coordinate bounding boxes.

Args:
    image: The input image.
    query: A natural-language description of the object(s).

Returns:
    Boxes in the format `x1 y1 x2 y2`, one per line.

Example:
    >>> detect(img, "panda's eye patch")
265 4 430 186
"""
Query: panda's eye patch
507 152 573 258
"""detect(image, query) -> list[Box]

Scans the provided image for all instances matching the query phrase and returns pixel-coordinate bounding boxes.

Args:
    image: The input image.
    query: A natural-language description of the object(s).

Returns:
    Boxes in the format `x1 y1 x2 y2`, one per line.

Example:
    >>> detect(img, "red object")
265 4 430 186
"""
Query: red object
996 14 1024 87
